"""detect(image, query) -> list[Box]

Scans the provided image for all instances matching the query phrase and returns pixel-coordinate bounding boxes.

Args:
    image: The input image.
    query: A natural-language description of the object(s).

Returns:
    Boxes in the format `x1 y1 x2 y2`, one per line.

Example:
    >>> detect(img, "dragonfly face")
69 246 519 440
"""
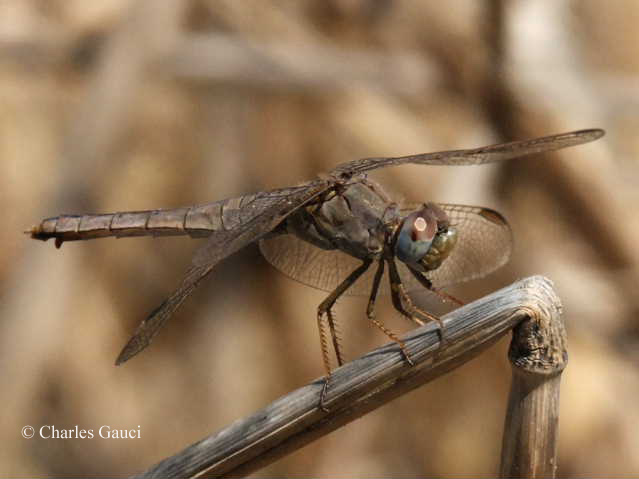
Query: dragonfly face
394 202 458 273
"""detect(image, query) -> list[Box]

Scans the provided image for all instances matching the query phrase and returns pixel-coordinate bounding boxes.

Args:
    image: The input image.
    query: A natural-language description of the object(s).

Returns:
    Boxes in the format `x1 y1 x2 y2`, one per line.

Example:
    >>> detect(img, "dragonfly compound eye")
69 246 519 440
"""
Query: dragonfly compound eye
395 204 458 272
394 211 436 266
419 226 458 271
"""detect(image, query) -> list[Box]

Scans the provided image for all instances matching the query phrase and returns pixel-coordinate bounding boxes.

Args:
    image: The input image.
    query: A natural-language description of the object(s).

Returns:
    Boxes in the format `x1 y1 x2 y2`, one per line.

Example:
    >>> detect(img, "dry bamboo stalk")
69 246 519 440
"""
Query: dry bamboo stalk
499 289 567 478
131 276 560 478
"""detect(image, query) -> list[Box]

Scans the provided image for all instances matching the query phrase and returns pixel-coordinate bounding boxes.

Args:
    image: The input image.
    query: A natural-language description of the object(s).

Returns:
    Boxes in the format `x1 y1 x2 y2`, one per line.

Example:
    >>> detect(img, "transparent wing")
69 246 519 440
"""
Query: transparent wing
260 233 397 296
116 262 214 364
259 203 512 296
419 204 512 286
116 180 331 364
331 129 604 177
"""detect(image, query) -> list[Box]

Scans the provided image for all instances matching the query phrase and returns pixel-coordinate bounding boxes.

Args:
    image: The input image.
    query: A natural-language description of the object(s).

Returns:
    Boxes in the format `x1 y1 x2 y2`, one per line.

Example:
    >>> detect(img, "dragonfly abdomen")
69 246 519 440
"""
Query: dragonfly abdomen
28 203 234 247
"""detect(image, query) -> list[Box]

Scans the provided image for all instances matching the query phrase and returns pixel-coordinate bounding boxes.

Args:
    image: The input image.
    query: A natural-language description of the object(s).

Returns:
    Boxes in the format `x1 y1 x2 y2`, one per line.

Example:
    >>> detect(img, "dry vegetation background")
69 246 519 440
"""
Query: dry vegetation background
1 0 638 476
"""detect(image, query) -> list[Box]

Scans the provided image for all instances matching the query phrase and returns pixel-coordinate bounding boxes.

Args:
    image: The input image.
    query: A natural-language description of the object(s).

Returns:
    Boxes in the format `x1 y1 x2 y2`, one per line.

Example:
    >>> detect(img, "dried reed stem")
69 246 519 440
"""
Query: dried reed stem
132 276 561 478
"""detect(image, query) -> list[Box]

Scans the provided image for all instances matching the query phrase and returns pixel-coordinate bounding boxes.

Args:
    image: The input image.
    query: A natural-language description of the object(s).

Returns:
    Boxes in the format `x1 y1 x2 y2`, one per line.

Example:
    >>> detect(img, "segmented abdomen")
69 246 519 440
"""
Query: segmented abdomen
29 197 250 248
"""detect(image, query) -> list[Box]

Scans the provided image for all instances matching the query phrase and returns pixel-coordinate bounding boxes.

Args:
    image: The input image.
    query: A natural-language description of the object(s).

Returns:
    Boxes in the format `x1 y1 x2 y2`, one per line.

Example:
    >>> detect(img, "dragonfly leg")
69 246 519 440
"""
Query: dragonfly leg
366 260 414 366
326 310 344 367
406 266 465 306
388 259 447 346
386 259 426 327
317 259 372 410
432 288 465 307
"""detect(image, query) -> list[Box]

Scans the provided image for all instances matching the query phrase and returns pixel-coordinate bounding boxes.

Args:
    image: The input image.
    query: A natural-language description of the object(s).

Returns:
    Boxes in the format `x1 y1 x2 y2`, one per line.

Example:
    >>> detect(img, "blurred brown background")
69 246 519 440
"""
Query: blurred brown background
2 0 638 476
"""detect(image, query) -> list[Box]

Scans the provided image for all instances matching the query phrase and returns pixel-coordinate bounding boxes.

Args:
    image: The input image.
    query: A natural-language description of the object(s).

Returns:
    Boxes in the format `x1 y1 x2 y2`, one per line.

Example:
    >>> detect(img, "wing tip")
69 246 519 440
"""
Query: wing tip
575 128 605 142
114 336 148 366
478 207 509 227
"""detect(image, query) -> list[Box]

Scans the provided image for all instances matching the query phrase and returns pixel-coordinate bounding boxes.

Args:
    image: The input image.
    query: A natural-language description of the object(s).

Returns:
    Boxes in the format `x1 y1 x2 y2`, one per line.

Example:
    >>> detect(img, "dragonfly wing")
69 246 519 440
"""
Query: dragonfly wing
259 234 424 296
116 180 331 365
116 263 213 365
331 129 604 177
188 181 329 266
407 203 513 287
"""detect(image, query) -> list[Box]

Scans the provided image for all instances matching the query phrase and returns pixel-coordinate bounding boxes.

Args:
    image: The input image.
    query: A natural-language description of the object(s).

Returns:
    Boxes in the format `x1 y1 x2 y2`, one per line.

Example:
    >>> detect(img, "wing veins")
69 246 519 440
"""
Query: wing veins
116 180 331 364
331 129 604 176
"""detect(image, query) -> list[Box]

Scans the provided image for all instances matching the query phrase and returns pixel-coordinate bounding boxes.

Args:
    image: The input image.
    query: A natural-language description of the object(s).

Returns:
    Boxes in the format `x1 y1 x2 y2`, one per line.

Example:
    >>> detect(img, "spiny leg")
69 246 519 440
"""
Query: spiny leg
317 259 372 409
387 258 426 327
366 260 414 366
326 310 344 367
388 259 446 344
318 259 372 367
406 266 464 307
316 311 332 392
366 260 385 319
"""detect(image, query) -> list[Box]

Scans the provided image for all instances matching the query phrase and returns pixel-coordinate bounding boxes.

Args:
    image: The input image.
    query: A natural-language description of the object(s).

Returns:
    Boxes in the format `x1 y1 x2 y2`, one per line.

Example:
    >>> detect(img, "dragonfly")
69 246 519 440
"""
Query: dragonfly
29 128 604 389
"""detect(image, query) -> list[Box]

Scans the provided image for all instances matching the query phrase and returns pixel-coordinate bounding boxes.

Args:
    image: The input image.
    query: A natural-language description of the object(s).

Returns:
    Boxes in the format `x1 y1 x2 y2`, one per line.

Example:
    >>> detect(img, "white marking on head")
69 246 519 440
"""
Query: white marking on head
414 216 427 231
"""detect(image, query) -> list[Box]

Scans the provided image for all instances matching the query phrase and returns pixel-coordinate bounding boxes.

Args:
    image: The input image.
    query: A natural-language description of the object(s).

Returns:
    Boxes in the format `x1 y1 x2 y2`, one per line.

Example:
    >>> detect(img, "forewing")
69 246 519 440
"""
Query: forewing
419 203 513 287
331 129 604 177
116 180 331 364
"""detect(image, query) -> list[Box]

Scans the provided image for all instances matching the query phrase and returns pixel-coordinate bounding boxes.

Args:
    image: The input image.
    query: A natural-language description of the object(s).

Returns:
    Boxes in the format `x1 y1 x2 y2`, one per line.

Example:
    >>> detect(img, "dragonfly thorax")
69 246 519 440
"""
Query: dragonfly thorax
394 203 458 273
285 180 394 260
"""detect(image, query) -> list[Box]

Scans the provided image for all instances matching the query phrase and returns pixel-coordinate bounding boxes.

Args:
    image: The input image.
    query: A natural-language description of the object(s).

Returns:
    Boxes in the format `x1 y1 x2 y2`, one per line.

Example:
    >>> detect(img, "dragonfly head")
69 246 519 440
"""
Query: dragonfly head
394 202 458 272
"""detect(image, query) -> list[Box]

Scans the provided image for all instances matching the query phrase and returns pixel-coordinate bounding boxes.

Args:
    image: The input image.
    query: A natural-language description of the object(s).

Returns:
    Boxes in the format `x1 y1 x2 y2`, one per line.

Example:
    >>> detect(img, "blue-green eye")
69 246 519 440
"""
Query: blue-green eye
420 226 457 271
395 203 458 272
394 211 436 265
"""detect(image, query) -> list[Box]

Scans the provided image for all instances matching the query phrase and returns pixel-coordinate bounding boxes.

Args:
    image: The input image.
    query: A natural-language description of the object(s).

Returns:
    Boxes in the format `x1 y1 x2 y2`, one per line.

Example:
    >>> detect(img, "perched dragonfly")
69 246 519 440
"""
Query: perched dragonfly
30 129 604 384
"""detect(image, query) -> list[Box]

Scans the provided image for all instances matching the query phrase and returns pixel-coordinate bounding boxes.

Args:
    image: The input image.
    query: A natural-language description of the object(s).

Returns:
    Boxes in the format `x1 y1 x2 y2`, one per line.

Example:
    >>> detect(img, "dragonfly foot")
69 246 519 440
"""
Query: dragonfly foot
318 377 331 412
434 318 448 351
400 345 415 366
411 315 425 327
